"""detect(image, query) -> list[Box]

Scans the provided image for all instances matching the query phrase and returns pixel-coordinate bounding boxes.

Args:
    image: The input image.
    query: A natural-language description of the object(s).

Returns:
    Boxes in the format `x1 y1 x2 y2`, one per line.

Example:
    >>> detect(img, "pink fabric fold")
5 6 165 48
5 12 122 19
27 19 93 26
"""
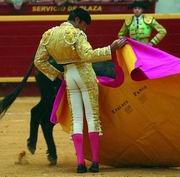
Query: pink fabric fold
97 65 124 87
50 80 66 124
128 38 180 80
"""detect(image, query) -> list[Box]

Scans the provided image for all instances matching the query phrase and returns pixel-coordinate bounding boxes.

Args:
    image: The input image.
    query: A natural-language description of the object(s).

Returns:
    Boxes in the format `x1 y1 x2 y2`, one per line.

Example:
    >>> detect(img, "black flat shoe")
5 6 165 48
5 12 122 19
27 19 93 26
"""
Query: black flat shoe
89 162 99 173
77 164 87 173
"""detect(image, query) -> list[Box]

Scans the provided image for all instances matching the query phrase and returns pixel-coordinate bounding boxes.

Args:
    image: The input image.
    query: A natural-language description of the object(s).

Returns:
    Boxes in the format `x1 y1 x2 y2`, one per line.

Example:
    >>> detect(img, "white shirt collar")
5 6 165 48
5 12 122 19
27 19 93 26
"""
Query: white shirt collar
134 14 143 21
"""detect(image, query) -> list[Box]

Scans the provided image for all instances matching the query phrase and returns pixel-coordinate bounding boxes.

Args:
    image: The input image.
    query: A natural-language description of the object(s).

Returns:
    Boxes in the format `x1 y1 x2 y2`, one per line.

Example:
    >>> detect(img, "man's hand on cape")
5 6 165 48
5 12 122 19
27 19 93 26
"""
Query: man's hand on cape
110 37 127 53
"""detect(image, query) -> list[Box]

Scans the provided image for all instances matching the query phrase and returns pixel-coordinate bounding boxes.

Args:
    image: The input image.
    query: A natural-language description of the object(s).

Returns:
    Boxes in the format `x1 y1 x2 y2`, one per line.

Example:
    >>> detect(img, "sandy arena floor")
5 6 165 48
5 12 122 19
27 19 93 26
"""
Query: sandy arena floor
1 97 180 177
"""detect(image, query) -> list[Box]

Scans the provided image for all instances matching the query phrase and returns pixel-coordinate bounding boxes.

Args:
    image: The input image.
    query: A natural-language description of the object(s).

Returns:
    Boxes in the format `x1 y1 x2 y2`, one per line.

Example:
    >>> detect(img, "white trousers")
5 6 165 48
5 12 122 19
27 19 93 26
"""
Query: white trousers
64 64 100 134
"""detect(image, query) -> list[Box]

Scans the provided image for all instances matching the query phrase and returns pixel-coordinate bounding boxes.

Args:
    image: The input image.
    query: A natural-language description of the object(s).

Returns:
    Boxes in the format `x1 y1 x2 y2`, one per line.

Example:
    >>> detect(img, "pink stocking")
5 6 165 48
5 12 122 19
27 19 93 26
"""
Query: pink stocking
72 134 85 165
88 132 99 163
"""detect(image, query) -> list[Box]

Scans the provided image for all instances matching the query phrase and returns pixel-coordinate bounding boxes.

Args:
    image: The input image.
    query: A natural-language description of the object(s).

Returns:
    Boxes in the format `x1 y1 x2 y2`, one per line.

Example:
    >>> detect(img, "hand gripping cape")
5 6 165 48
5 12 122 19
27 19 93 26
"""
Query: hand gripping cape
50 38 180 167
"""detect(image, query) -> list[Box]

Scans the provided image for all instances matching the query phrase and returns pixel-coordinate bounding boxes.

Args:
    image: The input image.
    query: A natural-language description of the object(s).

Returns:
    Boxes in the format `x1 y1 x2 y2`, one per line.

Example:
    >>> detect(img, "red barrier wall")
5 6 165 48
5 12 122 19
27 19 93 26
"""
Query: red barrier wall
0 17 179 77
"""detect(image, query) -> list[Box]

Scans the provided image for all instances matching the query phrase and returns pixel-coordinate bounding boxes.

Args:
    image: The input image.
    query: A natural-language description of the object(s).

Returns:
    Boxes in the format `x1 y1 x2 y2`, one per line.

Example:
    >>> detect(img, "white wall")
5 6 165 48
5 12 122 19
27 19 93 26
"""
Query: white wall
155 0 180 13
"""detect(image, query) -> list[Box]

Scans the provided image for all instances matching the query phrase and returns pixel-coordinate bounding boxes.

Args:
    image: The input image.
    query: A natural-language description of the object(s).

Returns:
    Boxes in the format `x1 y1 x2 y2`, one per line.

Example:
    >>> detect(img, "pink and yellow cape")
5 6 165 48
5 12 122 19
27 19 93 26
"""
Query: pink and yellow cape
51 39 180 167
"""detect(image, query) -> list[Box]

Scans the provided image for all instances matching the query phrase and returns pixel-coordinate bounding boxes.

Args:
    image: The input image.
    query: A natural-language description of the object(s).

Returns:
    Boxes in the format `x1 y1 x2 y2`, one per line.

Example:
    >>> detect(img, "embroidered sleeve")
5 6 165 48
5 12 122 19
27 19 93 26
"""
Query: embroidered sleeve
34 30 62 81
150 19 167 45
118 22 129 38
75 31 111 63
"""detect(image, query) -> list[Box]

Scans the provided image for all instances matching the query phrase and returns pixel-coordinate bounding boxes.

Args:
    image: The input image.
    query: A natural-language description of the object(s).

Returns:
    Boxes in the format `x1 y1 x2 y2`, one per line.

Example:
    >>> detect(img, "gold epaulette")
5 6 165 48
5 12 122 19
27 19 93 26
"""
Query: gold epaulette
42 28 52 45
144 15 154 25
125 16 133 26
63 27 80 45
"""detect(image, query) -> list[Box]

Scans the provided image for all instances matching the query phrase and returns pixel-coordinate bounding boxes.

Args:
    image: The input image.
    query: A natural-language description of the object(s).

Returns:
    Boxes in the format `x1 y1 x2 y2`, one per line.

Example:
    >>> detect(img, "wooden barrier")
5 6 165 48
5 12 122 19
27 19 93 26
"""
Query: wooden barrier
0 77 35 83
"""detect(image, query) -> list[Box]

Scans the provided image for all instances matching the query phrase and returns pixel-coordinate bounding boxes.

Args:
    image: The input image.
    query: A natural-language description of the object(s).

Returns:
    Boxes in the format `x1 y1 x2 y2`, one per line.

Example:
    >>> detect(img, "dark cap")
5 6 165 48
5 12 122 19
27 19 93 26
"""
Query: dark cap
128 1 150 9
